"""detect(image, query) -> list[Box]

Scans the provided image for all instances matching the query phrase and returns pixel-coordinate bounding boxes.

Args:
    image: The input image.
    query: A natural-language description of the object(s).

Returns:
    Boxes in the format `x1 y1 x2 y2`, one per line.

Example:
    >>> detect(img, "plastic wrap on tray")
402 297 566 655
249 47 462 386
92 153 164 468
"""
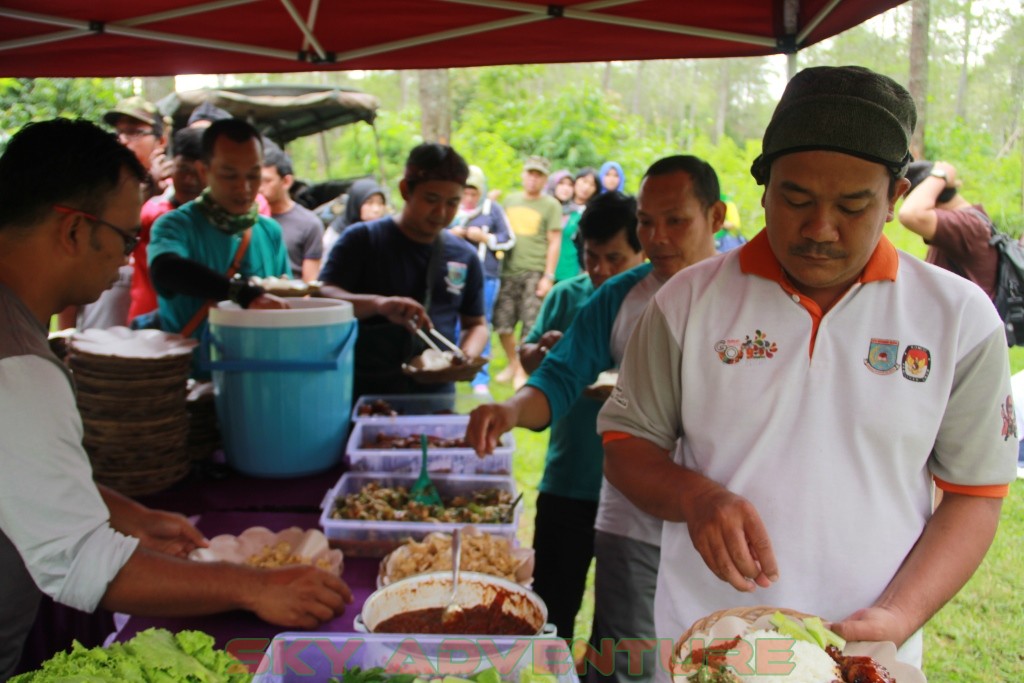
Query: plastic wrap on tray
345 416 513 475
319 473 521 558
252 633 579 683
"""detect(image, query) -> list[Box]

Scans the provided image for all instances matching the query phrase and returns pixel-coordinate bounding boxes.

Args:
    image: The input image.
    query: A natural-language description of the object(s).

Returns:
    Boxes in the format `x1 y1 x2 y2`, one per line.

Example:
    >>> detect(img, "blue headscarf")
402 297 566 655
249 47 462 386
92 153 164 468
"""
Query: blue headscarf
598 161 625 193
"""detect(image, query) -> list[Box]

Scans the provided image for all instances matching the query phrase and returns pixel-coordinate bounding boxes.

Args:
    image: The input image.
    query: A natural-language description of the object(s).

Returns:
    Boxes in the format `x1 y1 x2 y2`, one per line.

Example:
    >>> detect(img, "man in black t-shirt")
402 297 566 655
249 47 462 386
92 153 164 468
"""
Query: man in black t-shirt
319 143 487 398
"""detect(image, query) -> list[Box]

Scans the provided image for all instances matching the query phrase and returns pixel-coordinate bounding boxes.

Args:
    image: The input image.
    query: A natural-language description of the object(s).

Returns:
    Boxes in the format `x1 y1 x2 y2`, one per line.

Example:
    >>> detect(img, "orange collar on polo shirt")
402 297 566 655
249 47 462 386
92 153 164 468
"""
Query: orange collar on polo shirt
738 230 899 356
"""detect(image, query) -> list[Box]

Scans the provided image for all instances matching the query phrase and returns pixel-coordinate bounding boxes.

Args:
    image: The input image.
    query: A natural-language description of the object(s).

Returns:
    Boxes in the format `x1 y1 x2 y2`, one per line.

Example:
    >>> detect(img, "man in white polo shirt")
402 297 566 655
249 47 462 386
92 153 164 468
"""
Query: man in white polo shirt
600 66 1017 679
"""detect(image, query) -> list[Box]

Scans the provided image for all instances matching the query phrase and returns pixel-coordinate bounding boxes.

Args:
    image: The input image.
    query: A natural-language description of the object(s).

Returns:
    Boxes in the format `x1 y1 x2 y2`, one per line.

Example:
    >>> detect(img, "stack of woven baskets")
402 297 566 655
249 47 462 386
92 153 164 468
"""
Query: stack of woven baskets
185 380 221 463
69 328 196 496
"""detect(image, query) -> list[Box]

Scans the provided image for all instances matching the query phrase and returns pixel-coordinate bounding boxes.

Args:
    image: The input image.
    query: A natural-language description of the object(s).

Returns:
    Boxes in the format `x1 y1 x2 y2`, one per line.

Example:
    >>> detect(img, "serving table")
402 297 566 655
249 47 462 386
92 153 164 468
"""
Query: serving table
16 459 376 674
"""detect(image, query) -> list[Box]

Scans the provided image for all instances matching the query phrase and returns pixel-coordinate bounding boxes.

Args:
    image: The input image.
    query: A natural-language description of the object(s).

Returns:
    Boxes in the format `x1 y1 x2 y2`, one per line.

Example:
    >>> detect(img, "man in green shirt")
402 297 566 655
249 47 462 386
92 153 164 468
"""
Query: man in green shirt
494 155 563 388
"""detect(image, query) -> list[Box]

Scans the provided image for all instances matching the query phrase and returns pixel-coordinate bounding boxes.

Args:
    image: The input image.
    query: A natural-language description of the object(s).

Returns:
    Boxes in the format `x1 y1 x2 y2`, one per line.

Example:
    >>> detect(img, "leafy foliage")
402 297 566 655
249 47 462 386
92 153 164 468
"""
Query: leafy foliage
0 78 131 143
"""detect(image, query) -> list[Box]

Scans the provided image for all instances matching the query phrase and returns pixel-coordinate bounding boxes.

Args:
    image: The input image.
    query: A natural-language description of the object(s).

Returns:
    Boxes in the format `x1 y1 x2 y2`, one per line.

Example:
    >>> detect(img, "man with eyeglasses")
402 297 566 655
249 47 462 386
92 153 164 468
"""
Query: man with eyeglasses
103 96 172 200
128 127 206 325
0 119 353 680
148 118 290 374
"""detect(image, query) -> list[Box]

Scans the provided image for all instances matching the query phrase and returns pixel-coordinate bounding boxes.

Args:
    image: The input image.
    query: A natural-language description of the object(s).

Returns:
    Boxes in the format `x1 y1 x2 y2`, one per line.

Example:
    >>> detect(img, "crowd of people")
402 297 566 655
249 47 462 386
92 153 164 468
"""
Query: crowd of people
0 64 1020 682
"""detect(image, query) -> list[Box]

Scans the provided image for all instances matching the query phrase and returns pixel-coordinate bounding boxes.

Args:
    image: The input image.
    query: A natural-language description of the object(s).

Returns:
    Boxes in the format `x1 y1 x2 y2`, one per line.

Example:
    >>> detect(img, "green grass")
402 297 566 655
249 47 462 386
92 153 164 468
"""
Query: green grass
476 264 1024 678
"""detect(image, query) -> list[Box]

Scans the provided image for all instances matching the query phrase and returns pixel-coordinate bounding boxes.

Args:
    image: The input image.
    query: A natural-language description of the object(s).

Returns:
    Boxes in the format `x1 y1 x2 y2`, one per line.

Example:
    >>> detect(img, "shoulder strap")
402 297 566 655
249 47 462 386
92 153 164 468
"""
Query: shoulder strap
180 229 253 338
422 232 445 313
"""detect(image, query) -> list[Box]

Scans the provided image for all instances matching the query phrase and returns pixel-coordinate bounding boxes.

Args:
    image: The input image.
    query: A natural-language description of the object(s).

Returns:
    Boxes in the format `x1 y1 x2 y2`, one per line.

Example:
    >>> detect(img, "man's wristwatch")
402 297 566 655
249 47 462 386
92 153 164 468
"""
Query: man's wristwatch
929 168 948 180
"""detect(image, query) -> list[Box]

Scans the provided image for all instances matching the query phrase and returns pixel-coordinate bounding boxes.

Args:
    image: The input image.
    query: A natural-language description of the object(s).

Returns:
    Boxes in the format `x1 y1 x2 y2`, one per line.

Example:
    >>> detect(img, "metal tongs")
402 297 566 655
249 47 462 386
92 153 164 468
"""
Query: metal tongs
407 317 468 362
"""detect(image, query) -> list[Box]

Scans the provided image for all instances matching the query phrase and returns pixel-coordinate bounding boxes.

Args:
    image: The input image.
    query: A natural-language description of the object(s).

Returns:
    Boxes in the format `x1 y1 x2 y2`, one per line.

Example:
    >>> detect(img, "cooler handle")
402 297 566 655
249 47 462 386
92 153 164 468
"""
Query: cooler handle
201 322 357 373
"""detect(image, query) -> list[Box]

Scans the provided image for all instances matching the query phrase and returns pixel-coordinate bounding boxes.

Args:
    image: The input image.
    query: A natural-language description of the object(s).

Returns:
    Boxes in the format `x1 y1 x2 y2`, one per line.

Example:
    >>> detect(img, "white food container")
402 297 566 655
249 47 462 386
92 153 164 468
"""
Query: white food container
319 473 521 557
345 416 513 475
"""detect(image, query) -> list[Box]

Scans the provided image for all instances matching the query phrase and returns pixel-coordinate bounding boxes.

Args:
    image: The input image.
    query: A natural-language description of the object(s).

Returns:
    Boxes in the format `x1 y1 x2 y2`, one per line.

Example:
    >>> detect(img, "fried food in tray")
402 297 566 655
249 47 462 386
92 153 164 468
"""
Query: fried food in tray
402 349 487 384
367 432 470 449
328 481 514 524
378 525 534 587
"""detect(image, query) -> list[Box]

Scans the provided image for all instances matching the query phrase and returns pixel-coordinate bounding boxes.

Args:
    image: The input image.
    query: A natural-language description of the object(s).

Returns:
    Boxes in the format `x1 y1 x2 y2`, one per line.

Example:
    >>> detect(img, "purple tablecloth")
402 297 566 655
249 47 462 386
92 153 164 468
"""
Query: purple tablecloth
114 510 380 650
134 461 347 516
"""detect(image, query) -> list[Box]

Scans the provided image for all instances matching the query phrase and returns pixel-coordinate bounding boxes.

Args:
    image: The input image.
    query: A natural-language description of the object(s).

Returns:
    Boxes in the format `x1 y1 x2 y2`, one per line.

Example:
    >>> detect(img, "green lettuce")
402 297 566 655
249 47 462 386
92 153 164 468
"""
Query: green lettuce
11 628 251 683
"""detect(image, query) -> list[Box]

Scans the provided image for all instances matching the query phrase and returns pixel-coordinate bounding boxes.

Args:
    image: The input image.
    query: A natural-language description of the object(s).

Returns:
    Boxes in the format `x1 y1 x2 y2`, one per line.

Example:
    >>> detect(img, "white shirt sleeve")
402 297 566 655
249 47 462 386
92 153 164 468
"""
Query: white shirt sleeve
0 356 138 611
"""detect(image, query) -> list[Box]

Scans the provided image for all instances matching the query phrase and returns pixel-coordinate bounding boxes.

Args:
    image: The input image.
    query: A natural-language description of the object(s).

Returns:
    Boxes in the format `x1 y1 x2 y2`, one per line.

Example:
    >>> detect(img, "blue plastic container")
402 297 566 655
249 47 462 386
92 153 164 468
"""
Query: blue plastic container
206 298 357 477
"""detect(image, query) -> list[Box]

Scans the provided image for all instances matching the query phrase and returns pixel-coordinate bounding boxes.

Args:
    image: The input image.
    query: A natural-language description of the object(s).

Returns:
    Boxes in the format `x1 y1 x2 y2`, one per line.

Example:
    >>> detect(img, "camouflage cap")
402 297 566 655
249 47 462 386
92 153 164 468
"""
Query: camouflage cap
523 155 551 175
103 96 166 136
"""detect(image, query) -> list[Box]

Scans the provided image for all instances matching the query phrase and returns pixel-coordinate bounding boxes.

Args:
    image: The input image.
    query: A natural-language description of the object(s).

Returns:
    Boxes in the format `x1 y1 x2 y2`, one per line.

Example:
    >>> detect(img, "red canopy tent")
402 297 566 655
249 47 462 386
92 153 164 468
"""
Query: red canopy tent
0 0 906 77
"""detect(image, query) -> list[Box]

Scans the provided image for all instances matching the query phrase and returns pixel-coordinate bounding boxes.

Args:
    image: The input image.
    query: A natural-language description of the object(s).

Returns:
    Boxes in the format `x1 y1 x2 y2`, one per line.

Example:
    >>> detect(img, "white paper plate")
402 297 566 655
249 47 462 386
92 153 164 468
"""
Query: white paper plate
71 326 197 358
189 526 343 576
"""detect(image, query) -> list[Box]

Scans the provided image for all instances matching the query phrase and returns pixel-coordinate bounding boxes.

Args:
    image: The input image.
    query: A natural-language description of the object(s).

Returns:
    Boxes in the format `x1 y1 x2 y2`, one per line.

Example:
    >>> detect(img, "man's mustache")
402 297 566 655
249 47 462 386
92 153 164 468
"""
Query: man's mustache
789 243 846 259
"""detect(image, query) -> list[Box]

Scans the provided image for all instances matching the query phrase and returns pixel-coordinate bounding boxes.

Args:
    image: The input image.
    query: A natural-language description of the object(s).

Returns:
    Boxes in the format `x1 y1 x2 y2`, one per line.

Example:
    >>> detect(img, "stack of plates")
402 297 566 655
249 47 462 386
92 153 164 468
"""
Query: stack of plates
68 327 197 496
185 380 221 462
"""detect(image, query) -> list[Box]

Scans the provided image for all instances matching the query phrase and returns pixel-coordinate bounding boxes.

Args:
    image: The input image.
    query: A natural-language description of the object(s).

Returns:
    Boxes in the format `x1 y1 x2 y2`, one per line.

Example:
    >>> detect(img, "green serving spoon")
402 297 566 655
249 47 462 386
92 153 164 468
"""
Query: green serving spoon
410 433 443 506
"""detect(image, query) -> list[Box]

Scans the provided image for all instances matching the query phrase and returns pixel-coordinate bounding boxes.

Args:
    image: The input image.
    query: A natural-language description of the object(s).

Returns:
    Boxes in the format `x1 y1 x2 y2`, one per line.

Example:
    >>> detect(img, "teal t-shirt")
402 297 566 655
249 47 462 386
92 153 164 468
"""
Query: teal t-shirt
148 201 289 340
524 273 601 501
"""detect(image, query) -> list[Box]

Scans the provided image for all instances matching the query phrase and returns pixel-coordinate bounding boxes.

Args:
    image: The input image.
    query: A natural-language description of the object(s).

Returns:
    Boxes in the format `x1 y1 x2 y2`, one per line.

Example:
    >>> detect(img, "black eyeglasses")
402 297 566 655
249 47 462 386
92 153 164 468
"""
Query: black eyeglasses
53 205 141 256
115 129 157 141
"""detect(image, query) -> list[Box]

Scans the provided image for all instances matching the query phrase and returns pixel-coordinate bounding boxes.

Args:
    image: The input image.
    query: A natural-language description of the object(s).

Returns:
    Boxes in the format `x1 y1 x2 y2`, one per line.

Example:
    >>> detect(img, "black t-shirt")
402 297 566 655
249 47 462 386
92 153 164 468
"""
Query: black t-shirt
320 216 484 396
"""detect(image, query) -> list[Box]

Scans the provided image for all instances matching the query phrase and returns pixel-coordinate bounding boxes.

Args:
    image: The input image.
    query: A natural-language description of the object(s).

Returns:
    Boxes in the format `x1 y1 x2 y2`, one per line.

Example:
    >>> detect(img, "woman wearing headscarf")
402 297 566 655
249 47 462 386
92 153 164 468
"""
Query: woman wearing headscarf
322 178 387 256
598 161 625 194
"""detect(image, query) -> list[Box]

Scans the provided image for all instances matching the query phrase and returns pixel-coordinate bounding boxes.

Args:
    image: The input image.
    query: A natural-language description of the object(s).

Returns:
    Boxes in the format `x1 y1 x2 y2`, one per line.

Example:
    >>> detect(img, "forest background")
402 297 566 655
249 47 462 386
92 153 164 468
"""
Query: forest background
1 0 1022 241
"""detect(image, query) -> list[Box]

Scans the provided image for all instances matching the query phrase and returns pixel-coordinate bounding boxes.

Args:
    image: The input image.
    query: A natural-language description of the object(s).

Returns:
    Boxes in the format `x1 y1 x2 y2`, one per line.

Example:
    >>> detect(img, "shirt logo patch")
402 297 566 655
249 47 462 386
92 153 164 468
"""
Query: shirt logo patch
865 338 899 375
714 330 778 365
901 345 931 382
1002 395 1017 441
445 261 468 295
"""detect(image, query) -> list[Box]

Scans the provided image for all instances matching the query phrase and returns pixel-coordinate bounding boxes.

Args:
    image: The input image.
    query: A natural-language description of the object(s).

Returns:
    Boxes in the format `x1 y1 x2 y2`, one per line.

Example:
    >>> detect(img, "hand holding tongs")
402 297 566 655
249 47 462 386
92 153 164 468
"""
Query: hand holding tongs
406 317 468 362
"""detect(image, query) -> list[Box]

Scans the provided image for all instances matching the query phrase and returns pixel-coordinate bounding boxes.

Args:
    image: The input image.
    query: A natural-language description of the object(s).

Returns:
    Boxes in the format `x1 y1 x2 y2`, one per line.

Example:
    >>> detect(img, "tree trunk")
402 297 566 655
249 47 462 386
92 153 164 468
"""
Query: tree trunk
908 0 930 160
631 61 645 116
399 70 410 111
602 61 613 91
714 61 729 145
417 69 451 144
955 0 973 121
141 77 174 104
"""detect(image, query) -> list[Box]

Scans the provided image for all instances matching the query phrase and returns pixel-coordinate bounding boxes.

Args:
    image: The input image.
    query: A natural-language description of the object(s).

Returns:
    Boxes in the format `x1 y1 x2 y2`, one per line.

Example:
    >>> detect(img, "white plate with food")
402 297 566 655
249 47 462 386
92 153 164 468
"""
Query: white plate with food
378 525 534 588
673 606 925 682
402 349 487 384
584 370 618 400
189 526 343 575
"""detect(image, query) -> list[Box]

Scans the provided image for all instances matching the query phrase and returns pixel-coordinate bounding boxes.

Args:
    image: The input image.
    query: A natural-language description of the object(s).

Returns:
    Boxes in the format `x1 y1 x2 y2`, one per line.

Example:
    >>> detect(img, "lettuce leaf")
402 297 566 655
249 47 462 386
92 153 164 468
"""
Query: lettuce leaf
11 629 251 683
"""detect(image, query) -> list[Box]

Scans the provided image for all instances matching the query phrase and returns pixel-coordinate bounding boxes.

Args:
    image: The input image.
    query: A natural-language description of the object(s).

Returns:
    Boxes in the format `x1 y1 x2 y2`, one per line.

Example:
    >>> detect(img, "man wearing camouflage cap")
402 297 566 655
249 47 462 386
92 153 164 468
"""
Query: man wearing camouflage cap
104 95 172 199
599 66 1016 678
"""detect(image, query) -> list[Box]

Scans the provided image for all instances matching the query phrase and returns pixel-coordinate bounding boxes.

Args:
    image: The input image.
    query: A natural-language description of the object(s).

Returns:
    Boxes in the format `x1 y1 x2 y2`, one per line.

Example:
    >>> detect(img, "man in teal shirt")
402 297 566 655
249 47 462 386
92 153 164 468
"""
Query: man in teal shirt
150 119 289 372
516 191 646 644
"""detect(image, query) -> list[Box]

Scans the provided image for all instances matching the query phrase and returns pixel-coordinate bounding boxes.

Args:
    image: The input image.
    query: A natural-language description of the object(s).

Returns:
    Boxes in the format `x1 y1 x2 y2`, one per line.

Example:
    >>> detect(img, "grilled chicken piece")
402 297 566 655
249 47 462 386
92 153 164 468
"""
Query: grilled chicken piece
826 645 897 683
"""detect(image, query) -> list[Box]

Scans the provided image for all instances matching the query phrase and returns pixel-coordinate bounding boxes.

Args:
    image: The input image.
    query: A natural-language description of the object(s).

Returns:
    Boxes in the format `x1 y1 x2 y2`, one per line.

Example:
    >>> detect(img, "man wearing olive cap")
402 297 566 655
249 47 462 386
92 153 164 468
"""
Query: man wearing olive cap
599 66 1016 678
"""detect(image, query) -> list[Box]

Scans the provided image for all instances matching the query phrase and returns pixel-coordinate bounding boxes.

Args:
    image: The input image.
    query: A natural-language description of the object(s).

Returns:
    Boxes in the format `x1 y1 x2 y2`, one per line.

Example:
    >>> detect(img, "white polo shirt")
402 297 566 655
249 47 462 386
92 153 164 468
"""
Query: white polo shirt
598 231 1017 666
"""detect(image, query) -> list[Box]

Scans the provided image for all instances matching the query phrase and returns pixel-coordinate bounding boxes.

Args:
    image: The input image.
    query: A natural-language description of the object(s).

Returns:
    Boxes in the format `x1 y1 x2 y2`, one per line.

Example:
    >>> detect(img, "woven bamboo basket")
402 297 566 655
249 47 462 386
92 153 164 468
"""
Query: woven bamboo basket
73 372 188 394
81 413 189 440
77 389 187 420
69 349 193 372
93 458 192 497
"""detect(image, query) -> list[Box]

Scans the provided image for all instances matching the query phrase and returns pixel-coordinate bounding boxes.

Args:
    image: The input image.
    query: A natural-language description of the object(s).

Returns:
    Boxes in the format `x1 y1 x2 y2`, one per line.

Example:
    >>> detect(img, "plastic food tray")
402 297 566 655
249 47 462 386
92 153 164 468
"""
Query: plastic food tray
345 416 513 475
352 393 493 422
252 633 580 683
319 472 521 558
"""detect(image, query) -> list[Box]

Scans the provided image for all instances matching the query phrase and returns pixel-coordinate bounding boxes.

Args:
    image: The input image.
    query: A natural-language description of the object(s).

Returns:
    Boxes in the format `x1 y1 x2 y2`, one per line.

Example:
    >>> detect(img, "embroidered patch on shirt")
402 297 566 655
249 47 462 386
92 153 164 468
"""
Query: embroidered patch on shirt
714 330 778 364
901 345 931 382
1001 395 1017 441
445 261 468 295
865 338 899 375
